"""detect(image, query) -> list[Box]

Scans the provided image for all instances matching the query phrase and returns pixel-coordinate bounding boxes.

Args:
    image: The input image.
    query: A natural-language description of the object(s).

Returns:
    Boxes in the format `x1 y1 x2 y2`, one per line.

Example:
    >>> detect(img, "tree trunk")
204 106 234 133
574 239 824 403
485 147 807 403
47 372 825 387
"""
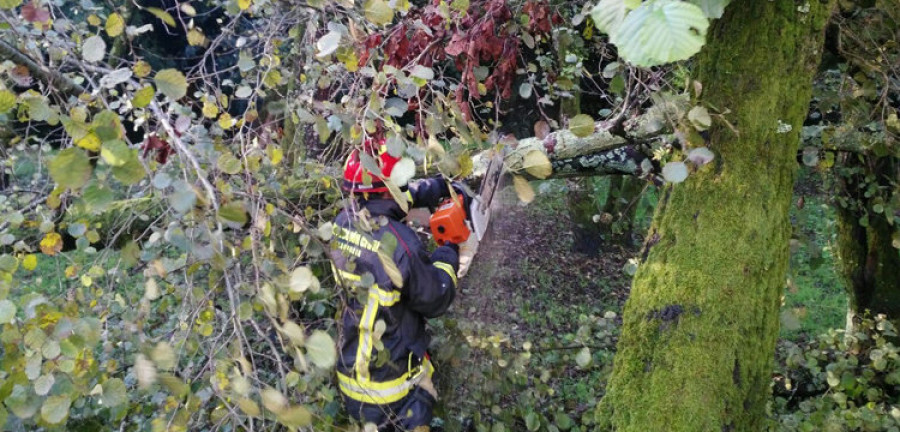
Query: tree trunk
834 154 900 326
596 2 835 431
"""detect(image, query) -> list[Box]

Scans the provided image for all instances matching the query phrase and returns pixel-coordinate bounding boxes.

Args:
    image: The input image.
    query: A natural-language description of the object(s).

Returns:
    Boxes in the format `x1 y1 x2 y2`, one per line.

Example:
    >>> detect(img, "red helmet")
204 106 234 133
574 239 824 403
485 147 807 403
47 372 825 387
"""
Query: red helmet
341 138 401 193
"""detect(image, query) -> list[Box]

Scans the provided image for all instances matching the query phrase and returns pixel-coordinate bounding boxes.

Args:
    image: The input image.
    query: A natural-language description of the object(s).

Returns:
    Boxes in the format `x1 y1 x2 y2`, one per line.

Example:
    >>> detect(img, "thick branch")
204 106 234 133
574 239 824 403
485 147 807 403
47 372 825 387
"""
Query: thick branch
494 107 679 181
0 39 85 95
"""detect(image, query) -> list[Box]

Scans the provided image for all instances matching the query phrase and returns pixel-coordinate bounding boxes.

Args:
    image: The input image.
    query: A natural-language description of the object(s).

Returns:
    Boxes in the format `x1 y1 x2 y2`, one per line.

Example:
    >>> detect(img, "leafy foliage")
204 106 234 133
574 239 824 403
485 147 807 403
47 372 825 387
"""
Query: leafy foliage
770 315 900 432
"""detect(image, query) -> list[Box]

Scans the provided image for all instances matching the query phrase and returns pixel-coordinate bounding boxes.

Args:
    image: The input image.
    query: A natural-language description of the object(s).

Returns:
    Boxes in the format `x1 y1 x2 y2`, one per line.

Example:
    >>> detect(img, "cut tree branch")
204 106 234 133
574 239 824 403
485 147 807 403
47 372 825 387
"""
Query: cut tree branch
0 39 85 95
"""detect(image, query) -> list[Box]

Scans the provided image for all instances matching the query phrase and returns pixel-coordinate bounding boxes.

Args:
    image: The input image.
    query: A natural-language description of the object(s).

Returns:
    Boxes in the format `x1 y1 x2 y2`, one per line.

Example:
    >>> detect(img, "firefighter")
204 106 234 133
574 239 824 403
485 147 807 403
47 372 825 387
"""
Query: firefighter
331 140 467 431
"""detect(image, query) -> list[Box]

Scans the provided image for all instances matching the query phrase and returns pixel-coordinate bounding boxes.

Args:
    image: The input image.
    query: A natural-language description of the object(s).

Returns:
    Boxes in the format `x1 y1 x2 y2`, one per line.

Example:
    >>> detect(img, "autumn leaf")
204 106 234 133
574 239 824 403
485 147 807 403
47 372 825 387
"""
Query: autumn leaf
106 13 124 37
22 1 50 23
40 232 63 256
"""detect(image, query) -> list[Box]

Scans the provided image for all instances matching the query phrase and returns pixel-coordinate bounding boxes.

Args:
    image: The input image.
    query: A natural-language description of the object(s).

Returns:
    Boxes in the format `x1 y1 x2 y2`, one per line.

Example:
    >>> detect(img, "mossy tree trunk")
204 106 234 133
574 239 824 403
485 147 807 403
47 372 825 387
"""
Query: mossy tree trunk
596 2 835 431
834 153 900 325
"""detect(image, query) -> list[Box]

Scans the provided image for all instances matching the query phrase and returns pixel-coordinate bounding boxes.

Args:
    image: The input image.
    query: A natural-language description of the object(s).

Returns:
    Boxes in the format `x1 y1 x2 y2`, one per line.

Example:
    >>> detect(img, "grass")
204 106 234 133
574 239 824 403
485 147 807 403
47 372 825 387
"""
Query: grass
781 192 847 340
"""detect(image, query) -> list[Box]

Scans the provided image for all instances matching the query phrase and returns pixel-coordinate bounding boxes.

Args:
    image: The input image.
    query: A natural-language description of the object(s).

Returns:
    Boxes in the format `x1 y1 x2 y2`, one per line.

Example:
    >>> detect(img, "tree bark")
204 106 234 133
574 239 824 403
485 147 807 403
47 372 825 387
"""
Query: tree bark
834 153 900 326
596 2 835 431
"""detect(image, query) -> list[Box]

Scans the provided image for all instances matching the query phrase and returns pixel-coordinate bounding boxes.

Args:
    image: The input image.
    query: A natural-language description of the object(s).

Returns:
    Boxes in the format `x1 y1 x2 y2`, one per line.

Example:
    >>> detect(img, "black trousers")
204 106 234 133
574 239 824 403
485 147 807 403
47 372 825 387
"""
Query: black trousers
343 385 436 431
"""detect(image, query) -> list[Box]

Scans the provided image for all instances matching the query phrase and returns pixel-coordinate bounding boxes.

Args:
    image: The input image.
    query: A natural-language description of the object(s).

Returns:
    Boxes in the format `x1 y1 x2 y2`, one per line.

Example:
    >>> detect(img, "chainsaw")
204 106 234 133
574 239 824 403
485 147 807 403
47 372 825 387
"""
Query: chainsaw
429 151 505 246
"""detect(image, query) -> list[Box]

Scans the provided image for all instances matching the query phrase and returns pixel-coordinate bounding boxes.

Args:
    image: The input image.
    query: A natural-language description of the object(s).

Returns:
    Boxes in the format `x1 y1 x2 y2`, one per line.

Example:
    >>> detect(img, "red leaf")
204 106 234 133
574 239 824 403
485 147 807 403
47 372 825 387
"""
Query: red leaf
9 65 33 87
22 1 50 23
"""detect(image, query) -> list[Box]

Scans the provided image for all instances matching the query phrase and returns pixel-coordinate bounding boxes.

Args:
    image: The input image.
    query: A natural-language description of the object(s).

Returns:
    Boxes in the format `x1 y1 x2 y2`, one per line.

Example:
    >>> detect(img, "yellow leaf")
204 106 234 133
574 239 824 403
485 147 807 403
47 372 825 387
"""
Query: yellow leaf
522 149 552 179
263 70 282 89
513 175 535 203
202 102 219 119
40 232 63 256
105 13 124 37
80 275 92 287
187 28 206 46
87 14 101 26
133 61 152 78
64 265 77 278
237 397 260 417
238 0 251 10
268 146 283 165
146 7 176 27
218 113 234 130
23 254 37 271
76 132 101 151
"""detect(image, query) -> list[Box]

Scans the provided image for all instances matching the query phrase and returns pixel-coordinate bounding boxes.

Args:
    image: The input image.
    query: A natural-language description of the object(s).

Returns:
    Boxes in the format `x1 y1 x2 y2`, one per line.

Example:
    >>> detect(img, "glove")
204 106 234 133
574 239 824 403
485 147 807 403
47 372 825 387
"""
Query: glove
450 181 474 218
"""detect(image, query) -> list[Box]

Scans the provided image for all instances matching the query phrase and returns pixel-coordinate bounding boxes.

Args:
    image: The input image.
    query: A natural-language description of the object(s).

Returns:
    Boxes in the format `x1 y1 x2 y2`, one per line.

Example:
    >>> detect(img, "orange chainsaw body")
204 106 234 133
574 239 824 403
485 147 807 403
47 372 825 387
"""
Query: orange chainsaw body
430 197 470 245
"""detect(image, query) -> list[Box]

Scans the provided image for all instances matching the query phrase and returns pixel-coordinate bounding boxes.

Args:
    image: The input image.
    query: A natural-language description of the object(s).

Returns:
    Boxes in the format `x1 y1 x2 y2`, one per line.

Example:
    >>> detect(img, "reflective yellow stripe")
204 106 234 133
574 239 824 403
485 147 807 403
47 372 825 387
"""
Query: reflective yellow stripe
433 262 457 287
338 359 434 405
354 289 379 380
353 284 401 380
372 285 401 306
405 190 414 204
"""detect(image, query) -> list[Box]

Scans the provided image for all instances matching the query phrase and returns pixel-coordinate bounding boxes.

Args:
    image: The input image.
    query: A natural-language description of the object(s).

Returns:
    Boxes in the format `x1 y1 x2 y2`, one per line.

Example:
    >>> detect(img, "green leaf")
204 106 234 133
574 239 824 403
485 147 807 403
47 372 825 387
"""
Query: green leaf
82 35 106 63
218 201 248 225
25 96 52 122
93 110 124 141
155 69 188 100
306 330 337 369
33 374 54 396
614 1 709 67
217 152 243 175
40 395 71 425
6 385 40 419
0 299 16 324
0 89 16 112
568 114 595 137
290 266 320 294
100 378 128 407
169 187 196 213
364 0 394 26
0 0 22 9
49 148 92 190
146 7 176 27
100 139 130 167
525 411 540 431
0 254 16 272
686 0 731 18
111 149 146 185
82 183 116 213
590 0 628 36
687 106 712 130
132 85 155 108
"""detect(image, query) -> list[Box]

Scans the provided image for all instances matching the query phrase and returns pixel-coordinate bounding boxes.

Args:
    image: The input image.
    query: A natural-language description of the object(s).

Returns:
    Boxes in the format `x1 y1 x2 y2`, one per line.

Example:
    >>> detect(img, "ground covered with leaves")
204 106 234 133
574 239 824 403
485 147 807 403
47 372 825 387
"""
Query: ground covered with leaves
431 182 635 432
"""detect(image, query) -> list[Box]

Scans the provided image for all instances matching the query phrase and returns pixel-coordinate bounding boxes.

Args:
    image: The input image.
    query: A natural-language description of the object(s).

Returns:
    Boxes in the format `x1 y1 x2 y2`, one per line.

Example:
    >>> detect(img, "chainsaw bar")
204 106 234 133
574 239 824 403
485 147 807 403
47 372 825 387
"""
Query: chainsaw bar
470 151 505 241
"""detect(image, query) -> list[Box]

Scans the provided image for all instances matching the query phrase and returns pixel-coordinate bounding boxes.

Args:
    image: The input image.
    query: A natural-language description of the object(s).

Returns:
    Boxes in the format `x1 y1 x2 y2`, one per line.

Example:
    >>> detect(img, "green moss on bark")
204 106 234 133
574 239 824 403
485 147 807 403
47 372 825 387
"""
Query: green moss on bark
835 156 900 325
596 2 836 431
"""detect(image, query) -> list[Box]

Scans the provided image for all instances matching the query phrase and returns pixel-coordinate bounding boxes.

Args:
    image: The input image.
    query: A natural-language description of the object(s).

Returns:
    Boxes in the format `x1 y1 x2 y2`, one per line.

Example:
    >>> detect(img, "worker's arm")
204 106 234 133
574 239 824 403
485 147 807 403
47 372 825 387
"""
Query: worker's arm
406 176 451 209
402 243 459 318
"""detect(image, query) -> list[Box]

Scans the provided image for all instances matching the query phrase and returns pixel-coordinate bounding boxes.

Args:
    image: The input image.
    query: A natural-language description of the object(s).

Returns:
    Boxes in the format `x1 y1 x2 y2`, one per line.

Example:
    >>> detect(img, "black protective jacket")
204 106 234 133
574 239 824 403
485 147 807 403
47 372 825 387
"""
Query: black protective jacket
330 177 459 402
